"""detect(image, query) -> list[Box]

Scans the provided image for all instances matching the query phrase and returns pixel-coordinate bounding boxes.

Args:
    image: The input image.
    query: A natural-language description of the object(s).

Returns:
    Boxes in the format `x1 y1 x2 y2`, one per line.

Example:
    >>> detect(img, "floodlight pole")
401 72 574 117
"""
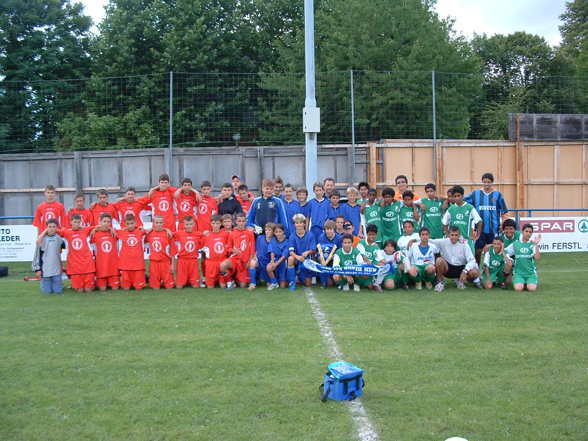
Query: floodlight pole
304 0 319 193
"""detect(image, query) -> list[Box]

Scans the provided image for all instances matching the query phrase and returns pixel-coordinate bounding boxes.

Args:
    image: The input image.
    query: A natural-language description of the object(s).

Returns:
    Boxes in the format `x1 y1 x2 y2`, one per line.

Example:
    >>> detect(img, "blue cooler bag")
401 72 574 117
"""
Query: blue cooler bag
320 361 365 402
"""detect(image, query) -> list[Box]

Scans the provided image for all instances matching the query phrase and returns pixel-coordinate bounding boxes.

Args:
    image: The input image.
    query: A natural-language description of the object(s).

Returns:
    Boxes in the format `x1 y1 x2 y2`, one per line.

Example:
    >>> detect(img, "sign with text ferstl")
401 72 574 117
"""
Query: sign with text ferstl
520 217 588 253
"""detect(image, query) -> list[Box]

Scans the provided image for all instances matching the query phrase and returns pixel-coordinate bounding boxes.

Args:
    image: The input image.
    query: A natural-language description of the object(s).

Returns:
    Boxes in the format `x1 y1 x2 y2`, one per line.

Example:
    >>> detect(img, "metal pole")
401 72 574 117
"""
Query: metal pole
348 69 356 184
304 0 318 193
168 71 173 179
431 70 437 182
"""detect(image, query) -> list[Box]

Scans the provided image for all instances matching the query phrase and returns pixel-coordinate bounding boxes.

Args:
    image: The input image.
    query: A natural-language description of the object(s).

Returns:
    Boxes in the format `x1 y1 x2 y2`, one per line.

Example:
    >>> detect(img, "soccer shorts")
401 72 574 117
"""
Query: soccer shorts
150 260 175 289
120 270 146 290
446 264 466 279
412 264 436 282
205 259 226 288
230 255 249 284
70 273 95 290
96 275 120 289
295 261 313 281
355 276 372 287
513 273 538 285
257 258 270 283
175 258 199 288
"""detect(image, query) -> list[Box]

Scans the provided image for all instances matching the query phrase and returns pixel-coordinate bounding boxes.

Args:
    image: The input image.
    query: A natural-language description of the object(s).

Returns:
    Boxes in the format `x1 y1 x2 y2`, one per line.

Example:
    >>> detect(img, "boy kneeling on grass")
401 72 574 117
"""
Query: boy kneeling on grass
481 236 512 290
505 223 541 292
332 233 370 292
33 218 65 294
287 214 316 291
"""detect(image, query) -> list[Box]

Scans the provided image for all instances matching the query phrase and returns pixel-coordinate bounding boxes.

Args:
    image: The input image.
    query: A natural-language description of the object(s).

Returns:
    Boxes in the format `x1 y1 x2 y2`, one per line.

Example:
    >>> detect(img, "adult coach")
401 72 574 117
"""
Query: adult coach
465 173 508 259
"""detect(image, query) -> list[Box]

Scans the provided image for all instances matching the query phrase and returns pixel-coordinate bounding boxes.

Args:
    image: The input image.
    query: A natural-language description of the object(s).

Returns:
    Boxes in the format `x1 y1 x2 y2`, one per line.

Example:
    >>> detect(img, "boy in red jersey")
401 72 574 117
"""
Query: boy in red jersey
221 213 256 289
236 184 253 214
139 174 178 231
90 189 118 226
221 214 233 233
115 187 148 228
202 215 230 288
51 214 95 292
174 178 200 230
33 185 66 231
172 216 202 289
196 180 218 233
90 213 120 291
66 193 93 227
145 215 175 290
115 214 146 291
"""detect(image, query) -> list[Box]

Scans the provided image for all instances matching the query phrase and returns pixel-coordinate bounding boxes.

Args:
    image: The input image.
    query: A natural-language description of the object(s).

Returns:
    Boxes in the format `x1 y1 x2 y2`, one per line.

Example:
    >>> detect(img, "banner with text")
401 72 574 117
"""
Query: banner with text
520 216 588 253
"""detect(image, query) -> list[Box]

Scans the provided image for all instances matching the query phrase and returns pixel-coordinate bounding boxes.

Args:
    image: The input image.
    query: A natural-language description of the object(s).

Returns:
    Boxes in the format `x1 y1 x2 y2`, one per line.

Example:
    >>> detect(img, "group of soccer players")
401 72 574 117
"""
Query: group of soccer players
31 172 542 294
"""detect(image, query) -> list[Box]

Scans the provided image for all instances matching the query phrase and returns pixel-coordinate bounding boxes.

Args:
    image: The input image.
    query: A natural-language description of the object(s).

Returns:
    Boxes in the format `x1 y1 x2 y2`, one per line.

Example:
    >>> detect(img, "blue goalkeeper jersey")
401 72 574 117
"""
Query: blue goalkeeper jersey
465 189 508 235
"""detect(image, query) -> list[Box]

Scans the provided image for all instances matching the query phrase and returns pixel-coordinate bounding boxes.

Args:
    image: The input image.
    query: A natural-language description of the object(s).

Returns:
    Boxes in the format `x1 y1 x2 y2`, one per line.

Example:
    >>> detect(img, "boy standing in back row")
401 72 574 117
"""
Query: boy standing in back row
33 185 66 232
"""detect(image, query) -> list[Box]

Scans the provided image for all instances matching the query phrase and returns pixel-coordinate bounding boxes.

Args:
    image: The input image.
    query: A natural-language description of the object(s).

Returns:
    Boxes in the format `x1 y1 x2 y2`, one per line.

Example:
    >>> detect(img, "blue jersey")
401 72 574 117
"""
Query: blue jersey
247 196 290 236
327 204 345 222
288 231 317 255
316 232 342 257
309 198 330 229
342 203 362 235
268 237 289 260
282 199 300 233
465 189 508 234
298 202 311 219
255 235 272 264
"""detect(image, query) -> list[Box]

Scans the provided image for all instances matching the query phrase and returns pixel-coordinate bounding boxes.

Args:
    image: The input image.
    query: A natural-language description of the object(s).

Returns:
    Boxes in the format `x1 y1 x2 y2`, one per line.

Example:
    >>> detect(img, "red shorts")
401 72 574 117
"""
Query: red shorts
149 260 174 289
205 259 228 288
230 255 249 284
70 273 95 290
96 275 120 289
175 258 200 288
120 270 146 290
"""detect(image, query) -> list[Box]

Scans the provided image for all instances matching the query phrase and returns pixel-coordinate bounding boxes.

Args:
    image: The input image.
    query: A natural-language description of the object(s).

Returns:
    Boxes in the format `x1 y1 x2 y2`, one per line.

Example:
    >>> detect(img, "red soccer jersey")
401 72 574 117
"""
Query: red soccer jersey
196 196 218 232
58 227 96 275
173 230 202 259
115 229 145 271
91 230 119 278
66 208 93 228
146 230 175 262
229 228 256 263
176 191 198 220
141 187 177 230
34 201 66 229
90 203 118 226
202 230 229 261
115 200 148 228
236 196 253 215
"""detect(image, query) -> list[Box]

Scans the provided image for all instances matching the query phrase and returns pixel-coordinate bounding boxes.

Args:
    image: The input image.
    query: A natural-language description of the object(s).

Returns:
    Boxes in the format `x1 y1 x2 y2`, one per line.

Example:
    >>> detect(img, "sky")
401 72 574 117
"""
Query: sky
80 0 568 46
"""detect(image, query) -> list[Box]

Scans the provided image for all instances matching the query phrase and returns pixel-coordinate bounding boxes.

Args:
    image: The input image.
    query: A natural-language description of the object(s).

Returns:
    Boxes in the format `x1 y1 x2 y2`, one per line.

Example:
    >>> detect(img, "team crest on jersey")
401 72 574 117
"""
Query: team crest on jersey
369 211 377 217
491 259 500 266
240 240 247 251
520 247 531 254
44 212 55 221
71 238 83 250
213 242 225 254
385 210 393 216
127 236 138 247
199 204 208 214
101 241 112 253
152 240 162 252
456 213 464 220
180 201 191 212
185 240 195 252
268 201 275 208
430 206 438 213
158 200 170 211
125 209 134 218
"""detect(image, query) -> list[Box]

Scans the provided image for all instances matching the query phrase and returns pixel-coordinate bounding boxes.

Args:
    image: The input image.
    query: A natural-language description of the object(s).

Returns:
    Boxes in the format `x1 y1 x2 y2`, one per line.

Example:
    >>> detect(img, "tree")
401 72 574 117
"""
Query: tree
0 0 92 152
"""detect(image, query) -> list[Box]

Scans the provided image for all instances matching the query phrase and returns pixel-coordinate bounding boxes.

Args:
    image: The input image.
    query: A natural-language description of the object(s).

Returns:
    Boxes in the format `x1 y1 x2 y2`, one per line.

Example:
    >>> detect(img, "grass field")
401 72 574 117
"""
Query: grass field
2 253 587 441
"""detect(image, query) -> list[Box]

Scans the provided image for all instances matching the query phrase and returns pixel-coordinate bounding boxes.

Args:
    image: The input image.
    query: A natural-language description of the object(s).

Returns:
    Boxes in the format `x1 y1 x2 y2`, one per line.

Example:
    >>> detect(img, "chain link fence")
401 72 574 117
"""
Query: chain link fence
1 70 587 153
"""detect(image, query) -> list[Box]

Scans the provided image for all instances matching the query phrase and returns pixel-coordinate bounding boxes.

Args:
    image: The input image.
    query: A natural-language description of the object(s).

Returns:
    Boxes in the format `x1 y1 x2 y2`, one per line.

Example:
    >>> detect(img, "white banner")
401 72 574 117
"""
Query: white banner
520 216 588 253
0 225 38 262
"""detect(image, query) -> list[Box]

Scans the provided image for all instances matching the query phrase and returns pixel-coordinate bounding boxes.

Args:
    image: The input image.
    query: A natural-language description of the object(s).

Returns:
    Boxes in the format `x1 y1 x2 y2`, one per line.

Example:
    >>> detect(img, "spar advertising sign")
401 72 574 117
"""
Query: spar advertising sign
520 217 588 253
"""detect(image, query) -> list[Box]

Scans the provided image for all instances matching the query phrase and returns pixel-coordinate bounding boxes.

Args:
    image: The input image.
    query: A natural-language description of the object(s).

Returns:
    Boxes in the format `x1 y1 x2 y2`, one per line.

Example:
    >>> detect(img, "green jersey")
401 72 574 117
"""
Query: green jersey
505 240 537 277
419 198 444 239
500 231 521 249
364 203 382 241
333 247 362 267
483 247 505 274
398 203 418 232
358 239 380 264
380 201 402 242
442 202 481 239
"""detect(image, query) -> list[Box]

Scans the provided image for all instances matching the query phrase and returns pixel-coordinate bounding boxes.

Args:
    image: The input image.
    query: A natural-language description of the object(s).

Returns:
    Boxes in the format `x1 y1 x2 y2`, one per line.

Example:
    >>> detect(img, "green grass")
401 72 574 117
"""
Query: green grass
1 253 587 441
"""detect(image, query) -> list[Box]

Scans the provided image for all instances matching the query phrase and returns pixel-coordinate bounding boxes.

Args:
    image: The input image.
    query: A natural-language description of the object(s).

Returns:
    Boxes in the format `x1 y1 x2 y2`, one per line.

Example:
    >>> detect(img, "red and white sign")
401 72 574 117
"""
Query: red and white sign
520 216 588 253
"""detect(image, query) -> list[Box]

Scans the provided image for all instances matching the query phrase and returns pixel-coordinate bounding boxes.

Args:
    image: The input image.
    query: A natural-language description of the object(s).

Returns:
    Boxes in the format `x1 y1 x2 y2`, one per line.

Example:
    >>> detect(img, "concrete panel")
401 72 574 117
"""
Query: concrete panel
2 161 31 189
243 157 261 191
3 194 31 217
30 161 61 188
213 155 242 185
274 157 304 187
558 145 583 181
181 155 216 187
89 158 119 188
317 156 337 184
122 157 153 188
149 157 166 186
526 146 554 181
61 159 75 187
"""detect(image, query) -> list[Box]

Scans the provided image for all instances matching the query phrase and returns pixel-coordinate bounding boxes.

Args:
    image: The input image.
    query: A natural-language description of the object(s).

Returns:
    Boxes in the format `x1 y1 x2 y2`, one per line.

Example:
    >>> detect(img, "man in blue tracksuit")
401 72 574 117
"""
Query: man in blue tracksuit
247 179 290 237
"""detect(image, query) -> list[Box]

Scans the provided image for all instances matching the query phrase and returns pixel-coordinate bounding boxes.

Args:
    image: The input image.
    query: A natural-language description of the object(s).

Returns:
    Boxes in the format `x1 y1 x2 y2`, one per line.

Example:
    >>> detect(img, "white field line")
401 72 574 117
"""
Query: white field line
305 288 380 441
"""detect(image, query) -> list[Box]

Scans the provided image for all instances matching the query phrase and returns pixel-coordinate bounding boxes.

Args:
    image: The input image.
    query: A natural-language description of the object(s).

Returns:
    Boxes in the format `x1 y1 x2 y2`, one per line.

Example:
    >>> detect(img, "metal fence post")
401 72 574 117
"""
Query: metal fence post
167 71 174 180
431 70 437 182
348 69 356 184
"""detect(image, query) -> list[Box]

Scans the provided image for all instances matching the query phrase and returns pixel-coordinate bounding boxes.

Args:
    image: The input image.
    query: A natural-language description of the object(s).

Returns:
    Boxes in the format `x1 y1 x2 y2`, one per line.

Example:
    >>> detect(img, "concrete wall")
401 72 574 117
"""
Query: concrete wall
0 145 368 223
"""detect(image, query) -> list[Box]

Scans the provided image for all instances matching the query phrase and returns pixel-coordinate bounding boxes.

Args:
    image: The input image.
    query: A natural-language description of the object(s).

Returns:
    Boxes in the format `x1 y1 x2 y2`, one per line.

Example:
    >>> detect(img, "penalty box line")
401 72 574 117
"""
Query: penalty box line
304 288 380 441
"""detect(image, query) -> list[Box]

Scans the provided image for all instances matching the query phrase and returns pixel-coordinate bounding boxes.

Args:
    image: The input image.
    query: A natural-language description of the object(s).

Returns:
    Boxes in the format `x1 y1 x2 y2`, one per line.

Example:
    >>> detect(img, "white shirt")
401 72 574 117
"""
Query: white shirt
430 238 478 271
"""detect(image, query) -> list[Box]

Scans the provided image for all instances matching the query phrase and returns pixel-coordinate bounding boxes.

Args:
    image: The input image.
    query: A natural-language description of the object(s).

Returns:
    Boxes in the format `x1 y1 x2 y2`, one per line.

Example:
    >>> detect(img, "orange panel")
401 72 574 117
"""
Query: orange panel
527 184 554 215
471 147 499 182
526 146 554 182
557 185 584 209
558 145 583 181
444 147 472 183
383 148 413 184
499 185 516 210
413 148 433 184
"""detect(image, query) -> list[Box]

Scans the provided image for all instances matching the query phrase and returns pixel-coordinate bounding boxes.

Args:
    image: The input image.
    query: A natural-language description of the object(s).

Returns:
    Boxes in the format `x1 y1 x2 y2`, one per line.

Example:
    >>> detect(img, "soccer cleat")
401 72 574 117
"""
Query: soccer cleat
225 281 235 290
456 280 466 290
474 280 483 289
373 284 383 292
267 282 279 291
415 282 423 290
434 281 445 292
337 284 343 291
425 282 433 290
499 282 507 290
199 280 206 288
353 284 360 292
247 283 256 291
288 281 297 291
342 284 350 291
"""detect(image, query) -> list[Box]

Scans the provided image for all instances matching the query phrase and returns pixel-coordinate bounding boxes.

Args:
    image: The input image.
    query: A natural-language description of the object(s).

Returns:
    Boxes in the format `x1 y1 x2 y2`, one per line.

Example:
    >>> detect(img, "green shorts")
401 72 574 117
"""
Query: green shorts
411 264 436 282
355 276 373 287
482 270 506 285
513 273 538 285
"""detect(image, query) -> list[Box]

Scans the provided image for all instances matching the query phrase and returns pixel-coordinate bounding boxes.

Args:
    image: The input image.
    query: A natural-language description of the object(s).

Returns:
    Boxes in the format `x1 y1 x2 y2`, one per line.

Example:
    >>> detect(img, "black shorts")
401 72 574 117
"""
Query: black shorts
446 264 466 279
475 232 497 249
